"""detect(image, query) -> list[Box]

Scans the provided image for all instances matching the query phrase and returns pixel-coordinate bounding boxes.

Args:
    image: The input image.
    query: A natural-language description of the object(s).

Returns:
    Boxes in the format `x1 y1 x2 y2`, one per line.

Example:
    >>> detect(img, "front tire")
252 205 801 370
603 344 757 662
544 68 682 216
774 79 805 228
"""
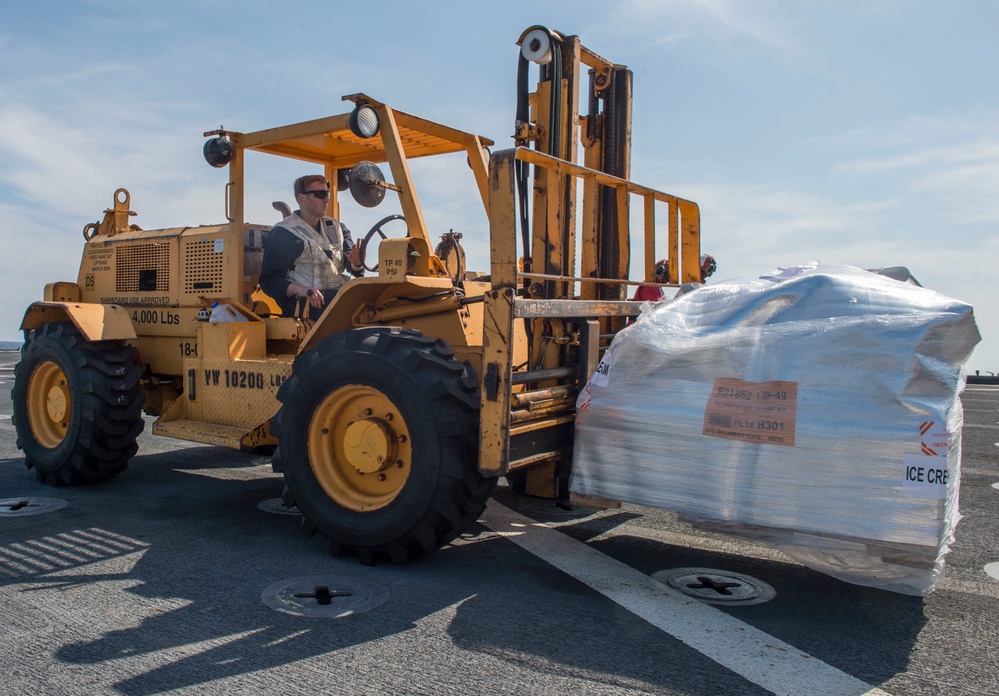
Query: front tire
11 322 143 485
272 327 495 564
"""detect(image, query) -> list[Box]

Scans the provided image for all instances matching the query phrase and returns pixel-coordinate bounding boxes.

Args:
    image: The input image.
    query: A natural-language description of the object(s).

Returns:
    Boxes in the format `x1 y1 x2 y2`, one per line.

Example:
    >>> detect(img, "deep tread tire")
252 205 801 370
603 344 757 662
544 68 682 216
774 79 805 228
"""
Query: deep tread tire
11 322 143 485
272 327 496 564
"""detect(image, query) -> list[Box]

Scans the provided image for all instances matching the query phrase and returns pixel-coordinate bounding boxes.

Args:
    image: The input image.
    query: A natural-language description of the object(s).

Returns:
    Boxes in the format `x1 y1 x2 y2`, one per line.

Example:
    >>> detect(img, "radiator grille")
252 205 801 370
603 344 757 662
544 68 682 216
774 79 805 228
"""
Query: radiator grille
115 244 170 293
183 238 224 295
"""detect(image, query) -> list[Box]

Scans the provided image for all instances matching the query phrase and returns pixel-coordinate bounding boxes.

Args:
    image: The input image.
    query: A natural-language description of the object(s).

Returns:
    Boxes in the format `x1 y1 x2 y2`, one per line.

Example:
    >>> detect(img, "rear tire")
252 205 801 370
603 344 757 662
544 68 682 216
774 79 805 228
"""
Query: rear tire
11 322 143 485
272 327 495 564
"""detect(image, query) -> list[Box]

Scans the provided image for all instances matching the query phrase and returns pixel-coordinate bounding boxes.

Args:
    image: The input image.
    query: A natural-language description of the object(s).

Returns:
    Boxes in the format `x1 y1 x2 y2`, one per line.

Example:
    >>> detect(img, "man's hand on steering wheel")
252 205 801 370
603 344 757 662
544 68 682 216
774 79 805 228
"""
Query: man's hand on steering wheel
347 244 362 270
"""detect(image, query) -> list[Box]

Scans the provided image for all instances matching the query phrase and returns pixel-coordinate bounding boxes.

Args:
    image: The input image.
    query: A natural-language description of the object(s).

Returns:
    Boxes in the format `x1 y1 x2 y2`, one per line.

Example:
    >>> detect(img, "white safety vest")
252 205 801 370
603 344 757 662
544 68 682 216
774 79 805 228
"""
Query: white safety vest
279 214 346 290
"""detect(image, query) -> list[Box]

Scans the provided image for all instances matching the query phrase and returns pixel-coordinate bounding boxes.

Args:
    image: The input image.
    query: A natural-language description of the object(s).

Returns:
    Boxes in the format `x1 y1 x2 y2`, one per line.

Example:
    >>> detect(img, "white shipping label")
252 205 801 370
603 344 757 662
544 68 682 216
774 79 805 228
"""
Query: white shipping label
902 453 949 499
214 239 224 253
590 346 617 387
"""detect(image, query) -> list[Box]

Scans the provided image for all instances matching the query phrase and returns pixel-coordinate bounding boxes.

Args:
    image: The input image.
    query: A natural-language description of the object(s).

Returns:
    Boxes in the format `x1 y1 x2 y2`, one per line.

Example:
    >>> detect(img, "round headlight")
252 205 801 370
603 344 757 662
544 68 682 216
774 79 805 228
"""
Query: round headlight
348 104 380 139
203 137 233 168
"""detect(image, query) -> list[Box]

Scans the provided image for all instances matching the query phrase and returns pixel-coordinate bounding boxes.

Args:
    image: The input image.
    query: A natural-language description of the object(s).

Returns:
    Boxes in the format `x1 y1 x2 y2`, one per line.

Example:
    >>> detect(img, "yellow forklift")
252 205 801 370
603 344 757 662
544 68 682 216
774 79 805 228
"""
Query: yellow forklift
12 26 701 563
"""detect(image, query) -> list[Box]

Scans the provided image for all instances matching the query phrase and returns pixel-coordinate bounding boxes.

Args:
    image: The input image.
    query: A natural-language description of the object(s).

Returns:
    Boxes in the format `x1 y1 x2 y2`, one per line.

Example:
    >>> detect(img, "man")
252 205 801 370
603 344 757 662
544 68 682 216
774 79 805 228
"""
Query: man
634 258 669 303
700 254 717 283
260 175 364 321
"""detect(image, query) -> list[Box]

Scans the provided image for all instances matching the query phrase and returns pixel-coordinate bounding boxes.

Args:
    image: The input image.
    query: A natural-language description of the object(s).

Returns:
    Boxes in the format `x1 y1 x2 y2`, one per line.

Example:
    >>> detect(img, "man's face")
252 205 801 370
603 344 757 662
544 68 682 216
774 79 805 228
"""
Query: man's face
298 180 330 217
655 261 668 284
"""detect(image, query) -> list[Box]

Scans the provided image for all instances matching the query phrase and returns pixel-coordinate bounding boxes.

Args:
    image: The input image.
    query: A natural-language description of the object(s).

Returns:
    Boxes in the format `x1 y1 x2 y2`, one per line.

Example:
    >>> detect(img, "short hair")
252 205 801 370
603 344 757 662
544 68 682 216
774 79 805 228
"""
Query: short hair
294 175 329 197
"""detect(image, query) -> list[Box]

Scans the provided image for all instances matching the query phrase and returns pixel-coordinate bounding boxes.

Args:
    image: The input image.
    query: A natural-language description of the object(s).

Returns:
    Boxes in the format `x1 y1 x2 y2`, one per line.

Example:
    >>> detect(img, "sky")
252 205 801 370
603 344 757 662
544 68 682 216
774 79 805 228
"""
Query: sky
0 1 995 372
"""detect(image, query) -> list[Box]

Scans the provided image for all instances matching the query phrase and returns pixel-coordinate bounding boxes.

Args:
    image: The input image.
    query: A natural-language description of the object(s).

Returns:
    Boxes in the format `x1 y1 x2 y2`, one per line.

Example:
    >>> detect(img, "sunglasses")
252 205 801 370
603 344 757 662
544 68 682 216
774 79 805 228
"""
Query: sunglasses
302 189 330 200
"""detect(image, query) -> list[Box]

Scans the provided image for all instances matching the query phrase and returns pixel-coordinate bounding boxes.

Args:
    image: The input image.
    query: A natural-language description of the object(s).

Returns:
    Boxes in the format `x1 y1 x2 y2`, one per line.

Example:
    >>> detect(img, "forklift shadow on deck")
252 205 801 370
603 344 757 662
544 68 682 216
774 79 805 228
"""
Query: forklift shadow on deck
0 443 925 694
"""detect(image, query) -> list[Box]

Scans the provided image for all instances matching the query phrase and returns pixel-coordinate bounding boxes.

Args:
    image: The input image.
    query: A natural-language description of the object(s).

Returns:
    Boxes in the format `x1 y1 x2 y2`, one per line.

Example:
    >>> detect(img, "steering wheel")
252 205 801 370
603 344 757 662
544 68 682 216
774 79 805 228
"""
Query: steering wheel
358 215 407 272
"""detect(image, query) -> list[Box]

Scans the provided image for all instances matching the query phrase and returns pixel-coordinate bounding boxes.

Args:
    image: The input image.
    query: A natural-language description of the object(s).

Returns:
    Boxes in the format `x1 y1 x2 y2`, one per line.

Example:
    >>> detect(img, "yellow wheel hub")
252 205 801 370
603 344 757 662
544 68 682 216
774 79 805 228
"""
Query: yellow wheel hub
27 361 71 449
308 385 412 512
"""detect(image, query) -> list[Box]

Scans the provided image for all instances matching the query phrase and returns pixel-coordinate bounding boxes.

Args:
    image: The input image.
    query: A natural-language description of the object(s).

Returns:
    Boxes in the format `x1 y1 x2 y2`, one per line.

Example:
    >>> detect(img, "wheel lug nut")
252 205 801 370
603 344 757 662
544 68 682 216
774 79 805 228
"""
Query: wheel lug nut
363 408 372 416
377 473 386 481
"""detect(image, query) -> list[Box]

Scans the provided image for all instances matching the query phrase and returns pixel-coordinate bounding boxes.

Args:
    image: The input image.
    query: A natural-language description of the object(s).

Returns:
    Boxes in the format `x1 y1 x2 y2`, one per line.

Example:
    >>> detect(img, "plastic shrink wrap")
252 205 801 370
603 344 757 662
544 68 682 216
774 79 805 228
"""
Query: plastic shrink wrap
571 264 980 595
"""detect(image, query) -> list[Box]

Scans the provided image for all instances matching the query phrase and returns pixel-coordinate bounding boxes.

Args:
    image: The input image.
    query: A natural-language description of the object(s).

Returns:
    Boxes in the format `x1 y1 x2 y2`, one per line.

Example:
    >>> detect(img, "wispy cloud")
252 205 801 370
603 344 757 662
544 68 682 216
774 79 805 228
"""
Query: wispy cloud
848 141 999 173
915 159 999 224
0 105 116 213
600 0 802 54
833 113 999 224
647 179 902 260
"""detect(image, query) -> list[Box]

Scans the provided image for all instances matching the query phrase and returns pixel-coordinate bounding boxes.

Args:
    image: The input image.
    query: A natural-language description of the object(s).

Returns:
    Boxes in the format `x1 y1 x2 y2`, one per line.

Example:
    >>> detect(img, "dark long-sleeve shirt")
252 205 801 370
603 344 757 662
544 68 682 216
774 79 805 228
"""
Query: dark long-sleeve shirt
259 219 363 319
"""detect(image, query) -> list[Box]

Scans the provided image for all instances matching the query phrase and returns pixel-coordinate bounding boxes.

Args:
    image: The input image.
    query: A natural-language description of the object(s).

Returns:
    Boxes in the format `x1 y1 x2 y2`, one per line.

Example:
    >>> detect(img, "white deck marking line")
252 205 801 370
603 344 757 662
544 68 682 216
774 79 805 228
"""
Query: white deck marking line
963 423 999 429
481 500 891 696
